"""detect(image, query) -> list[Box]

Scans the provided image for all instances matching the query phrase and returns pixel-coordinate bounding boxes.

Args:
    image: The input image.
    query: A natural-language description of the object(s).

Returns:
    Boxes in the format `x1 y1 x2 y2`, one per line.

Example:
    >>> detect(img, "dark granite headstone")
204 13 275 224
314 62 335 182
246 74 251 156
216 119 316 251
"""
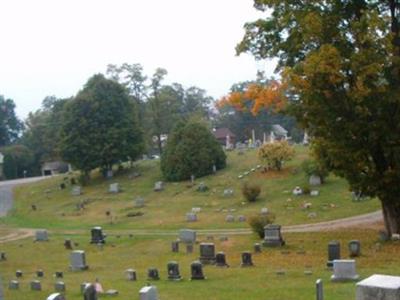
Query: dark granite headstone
215 252 229 267
147 268 160 280
167 261 182 280
190 261 205 280
240 251 254 267
327 241 340 268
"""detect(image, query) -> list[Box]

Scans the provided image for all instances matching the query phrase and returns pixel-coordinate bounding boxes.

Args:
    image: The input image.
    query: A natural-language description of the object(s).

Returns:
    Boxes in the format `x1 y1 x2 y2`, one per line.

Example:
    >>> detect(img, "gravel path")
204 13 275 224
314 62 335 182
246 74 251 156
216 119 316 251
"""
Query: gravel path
0 177 47 217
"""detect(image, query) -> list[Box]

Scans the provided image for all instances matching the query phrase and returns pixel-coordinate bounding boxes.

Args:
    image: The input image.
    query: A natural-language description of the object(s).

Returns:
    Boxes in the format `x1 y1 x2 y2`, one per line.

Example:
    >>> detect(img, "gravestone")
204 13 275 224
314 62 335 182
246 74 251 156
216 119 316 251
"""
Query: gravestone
171 241 179 253
186 244 193 254
292 186 303 196
310 190 320 197
125 269 137 281
186 213 197 222
309 175 322 186
55 271 63 278
197 182 208 192
349 240 361 257
356 274 400 300
225 215 234 222
134 197 145 208
167 261 182 280
47 293 66 300
223 189 234 197
190 261 205 280
139 285 159 300
147 268 160 280
215 252 229 267
108 183 119 193
263 224 285 247
316 279 323 300
90 227 106 244
30 280 41 291
36 269 44 277
0 252 6 261
54 281 66 292
238 215 246 222
327 241 340 268
331 259 359 281
154 181 164 192
83 283 97 300
8 280 19 290
254 243 262 253
260 207 268 215
64 239 73 250
240 251 254 267
70 250 89 271
15 270 23 278
191 207 201 213
35 229 49 241
71 186 82 196
199 243 216 264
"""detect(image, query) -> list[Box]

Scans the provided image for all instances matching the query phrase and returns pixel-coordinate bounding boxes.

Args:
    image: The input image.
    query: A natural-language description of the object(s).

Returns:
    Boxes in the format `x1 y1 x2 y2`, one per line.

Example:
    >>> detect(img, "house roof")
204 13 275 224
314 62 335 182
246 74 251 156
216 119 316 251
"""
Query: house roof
272 124 288 136
213 128 236 139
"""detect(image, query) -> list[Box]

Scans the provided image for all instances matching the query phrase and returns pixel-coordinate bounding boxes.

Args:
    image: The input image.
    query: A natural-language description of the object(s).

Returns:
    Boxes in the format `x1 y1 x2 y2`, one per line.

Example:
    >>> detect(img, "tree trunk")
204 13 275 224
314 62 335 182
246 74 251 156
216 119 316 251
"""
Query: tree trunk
381 198 400 236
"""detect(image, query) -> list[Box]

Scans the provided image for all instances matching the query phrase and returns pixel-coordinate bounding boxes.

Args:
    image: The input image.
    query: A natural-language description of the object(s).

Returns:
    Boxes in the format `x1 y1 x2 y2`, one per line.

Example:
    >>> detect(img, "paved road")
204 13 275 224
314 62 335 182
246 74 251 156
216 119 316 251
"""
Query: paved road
0 176 47 217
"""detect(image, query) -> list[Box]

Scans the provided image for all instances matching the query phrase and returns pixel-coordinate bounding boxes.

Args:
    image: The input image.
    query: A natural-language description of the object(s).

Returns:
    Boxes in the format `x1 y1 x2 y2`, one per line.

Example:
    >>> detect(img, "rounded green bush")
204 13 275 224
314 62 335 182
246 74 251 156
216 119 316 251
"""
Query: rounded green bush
161 121 226 181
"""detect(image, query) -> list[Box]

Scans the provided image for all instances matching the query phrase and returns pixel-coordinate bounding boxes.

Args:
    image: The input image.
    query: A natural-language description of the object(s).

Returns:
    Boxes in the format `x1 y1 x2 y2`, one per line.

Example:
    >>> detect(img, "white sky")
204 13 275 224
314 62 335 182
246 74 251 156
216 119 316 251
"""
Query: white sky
0 0 275 119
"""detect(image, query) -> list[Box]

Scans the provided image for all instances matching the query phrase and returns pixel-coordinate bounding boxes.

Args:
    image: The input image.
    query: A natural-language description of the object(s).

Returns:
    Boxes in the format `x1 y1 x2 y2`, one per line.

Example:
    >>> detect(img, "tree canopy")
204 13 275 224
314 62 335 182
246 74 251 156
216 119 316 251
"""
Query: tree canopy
238 1 400 234
0 95 23 146
60 74 144 177
161 120 226 181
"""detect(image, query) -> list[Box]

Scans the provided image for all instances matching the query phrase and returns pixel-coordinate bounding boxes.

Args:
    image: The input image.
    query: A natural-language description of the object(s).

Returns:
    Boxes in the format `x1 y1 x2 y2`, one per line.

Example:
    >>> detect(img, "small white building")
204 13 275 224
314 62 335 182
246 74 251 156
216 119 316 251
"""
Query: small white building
41 161 70 176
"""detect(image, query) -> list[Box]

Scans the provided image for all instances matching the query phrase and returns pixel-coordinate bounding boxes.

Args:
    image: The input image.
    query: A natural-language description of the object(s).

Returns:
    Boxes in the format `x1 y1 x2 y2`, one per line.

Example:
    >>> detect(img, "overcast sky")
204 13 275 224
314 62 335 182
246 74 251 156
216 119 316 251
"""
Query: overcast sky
0 0 275 119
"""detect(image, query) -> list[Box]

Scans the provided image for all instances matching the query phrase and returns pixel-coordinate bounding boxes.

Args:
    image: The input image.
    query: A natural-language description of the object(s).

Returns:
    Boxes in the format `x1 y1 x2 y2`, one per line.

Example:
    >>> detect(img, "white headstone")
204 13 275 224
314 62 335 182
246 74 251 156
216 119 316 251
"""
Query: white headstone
356 274 400 300
134 197 145 208
35 229 48 241
179 229 196 244
309 175 322 186
70 250 88 271
139 285 159 300
109 183 119 193
331 259 359 281
47 293 65 300
71 186 82 196
225 215 234 222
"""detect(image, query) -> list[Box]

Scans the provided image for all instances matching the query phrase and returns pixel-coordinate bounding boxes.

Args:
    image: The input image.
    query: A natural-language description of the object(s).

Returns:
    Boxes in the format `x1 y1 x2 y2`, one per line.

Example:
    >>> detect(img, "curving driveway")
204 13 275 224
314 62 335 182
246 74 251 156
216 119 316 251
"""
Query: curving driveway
0 176 384 243
0 177 47 217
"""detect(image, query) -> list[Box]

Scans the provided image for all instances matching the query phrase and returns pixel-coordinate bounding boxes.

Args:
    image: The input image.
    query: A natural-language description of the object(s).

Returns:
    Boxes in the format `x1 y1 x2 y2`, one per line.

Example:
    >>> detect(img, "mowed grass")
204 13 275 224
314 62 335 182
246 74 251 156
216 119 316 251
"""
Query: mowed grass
0 229 399 300
1 145 380 230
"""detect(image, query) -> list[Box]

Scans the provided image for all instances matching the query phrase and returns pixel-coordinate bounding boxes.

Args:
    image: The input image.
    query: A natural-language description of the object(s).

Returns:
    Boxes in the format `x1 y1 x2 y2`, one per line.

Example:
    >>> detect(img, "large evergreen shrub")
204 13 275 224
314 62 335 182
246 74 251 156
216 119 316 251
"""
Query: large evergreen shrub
161 121 226 181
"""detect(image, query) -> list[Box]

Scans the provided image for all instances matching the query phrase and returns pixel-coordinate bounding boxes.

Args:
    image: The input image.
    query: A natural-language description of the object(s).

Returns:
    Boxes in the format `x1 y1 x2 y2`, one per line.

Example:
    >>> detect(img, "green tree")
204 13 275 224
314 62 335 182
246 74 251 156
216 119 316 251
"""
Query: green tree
161 120 226 181
21 96 68 174
239 1 400 234
1 144 34 179
60 74 144 179
0 95 23 146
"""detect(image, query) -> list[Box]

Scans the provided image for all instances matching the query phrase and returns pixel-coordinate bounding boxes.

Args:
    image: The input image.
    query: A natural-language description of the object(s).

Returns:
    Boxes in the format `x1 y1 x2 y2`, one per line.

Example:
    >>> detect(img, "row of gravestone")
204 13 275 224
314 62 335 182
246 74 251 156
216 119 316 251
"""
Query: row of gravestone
237 165 262 179
41 284 159 300
10 274 400 300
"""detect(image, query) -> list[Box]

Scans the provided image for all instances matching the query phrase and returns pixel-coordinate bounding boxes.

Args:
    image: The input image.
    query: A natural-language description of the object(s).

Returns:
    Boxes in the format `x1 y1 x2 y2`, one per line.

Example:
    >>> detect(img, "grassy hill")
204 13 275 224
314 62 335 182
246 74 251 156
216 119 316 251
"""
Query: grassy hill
1 145 380 230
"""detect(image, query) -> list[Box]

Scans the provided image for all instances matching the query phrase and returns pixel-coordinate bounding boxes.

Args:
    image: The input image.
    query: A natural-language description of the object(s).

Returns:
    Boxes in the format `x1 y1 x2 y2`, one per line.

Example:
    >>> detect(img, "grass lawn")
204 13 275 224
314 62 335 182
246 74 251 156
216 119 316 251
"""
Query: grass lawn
0 229 399 300
0 146 381 231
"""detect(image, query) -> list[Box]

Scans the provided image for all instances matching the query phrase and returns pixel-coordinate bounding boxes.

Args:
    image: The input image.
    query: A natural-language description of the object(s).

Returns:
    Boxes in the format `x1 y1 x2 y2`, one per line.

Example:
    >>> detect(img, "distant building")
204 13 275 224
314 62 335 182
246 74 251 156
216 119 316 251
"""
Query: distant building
0 152 3 179
41 161 70 176
271 124 288 141
212 128 236 146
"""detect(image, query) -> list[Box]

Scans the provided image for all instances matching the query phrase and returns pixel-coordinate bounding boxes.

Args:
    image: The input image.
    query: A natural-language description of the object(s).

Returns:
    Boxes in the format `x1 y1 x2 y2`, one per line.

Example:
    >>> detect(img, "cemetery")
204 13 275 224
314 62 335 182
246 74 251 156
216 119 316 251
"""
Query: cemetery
0 146 398 299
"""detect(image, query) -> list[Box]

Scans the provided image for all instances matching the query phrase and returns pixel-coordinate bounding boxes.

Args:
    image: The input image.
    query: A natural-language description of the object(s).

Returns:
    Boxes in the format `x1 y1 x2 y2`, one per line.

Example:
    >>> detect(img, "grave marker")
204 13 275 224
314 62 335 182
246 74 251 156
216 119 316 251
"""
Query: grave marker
348 240 361 257
316 279 323 300
215 252 229 267
83 283 97 300
356 274 400 300
47 293 65 300
35 229 49 241
30 280 41 291
8 280 19 290
167 261 182 280
147 268 160 280
70 250 89 271
54 281 66 292
240 251 254 267
263 224 285 247
199 243 216 264
90 227 106 244
331 259 359 281
327 241 340 268
139 285 159 300
191 261 205 280
125 269 137 281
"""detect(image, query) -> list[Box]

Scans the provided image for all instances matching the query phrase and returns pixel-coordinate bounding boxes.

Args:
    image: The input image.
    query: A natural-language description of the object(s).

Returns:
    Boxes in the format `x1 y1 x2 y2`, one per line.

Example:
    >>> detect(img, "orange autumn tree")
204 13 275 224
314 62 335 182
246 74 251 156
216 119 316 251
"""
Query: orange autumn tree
217 80 287 116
